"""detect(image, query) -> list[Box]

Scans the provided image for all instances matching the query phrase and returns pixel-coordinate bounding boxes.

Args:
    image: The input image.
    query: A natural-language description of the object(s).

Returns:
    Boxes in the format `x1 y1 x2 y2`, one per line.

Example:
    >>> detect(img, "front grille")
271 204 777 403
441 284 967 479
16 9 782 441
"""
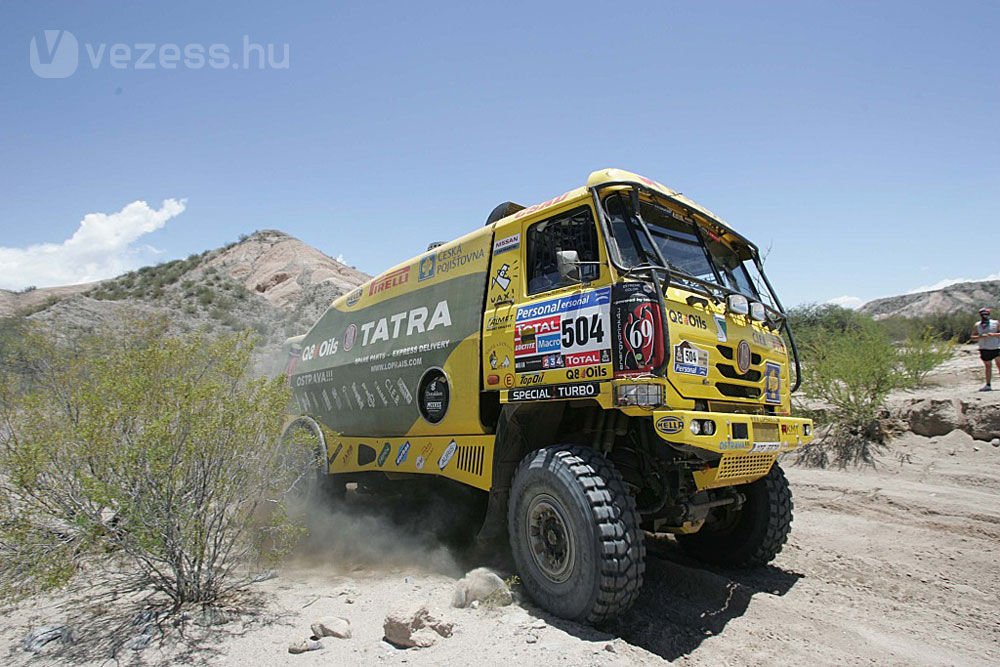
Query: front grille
716 453 777 481
716 364 762 381
455 445 485 477
716 345 762 365
715 344 765 400
717 382 761 399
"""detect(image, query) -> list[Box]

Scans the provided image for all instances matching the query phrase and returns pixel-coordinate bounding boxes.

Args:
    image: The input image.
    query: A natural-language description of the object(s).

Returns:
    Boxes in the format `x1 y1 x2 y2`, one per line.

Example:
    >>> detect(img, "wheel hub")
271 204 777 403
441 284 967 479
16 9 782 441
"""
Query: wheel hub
526 495 575 583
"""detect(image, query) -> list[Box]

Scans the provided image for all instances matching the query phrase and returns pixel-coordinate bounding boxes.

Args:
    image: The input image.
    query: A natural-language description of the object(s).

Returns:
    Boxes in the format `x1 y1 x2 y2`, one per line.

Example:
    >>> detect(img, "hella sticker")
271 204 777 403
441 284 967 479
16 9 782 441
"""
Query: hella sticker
655 416 684 435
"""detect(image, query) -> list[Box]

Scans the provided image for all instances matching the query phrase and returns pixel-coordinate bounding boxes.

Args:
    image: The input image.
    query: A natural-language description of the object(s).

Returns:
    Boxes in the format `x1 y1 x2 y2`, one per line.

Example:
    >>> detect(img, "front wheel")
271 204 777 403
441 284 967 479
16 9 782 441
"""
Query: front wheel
508 446 645 624
676 462 793 567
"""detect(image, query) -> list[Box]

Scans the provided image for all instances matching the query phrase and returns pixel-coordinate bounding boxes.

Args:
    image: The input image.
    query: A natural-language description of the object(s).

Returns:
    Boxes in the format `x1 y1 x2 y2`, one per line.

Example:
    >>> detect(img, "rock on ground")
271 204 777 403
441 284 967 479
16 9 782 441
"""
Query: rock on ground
451 568 512 608
311 617 352 639
383 606 454 649
904 398 966 436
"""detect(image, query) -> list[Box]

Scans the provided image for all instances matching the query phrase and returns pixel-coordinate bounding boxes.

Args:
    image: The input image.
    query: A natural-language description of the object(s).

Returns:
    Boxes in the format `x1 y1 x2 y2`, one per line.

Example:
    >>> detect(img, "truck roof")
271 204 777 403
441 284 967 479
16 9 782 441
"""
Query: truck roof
485 168 752 250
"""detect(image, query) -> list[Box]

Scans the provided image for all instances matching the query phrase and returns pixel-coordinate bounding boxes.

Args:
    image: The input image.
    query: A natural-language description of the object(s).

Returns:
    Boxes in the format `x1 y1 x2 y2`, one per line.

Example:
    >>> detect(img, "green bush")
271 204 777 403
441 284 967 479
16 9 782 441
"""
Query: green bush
791 306 953 468
0 318 301 607
898 328 954 385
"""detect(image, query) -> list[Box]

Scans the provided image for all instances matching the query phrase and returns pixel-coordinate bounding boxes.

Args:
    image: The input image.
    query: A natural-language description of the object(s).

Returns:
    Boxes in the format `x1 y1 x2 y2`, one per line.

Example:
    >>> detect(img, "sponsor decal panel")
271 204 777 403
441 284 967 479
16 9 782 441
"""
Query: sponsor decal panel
667 309 708 330
673 341 709 377
655 416 684 435
369 266 411 296
434 244 486 275
764 362 782 404
508 382 600 402
418 255 436 281
493 233 521 255
714 315 728 343
751 441 782 453
611 281 664 377
514 287 612 373
377 442 392 467
395 441 411 466
719 439 751 451
438 440 458 470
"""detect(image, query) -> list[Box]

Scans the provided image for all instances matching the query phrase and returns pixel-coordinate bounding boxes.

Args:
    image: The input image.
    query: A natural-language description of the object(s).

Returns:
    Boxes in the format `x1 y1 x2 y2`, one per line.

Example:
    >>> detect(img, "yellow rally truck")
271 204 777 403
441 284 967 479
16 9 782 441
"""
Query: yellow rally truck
283 169 812 624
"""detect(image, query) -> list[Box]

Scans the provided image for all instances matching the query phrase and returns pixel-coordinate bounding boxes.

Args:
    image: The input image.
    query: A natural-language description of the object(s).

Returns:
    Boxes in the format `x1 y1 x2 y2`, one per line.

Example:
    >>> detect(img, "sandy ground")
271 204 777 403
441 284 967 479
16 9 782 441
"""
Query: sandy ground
3 348 999 666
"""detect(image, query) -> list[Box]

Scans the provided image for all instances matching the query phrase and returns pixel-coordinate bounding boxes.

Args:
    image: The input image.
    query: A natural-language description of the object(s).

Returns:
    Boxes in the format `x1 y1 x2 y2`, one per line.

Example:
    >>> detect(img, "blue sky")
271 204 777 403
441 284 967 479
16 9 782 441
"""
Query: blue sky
1 1 997 307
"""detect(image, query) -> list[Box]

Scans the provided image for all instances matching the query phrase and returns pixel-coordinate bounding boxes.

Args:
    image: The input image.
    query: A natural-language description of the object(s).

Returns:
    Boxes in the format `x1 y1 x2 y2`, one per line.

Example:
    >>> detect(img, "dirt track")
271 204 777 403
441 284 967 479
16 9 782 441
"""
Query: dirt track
3 352 999 666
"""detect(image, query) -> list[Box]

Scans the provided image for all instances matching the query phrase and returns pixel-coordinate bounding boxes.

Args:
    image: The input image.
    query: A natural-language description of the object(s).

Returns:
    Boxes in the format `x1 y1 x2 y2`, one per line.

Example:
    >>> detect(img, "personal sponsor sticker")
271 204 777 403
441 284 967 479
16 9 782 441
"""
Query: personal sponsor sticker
673 341 709 377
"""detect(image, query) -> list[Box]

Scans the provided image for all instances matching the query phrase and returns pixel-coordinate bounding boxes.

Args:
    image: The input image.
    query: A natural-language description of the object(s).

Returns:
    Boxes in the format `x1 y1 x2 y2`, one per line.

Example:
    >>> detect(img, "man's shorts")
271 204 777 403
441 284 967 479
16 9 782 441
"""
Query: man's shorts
981 349 1000 362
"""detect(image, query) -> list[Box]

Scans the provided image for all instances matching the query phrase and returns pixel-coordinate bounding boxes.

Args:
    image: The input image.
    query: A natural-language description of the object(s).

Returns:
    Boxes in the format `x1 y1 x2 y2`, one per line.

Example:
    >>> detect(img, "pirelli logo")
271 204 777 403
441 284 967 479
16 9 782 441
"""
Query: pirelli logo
369 266 410 296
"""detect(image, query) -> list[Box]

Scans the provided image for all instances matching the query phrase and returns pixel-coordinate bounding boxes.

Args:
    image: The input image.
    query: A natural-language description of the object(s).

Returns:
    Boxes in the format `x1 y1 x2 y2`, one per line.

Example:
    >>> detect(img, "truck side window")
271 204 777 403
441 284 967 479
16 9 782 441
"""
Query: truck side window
525 206 600 295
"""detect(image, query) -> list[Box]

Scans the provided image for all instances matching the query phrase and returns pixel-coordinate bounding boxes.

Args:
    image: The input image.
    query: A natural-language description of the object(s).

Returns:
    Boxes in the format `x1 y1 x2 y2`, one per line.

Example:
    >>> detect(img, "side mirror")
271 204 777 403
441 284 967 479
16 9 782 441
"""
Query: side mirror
556 250 580 281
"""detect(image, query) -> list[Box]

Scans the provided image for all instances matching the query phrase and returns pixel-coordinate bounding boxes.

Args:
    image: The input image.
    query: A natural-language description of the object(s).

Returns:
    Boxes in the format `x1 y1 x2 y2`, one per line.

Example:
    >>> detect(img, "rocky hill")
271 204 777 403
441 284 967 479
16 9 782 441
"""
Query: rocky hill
860 279 1000 319
0 230 369 345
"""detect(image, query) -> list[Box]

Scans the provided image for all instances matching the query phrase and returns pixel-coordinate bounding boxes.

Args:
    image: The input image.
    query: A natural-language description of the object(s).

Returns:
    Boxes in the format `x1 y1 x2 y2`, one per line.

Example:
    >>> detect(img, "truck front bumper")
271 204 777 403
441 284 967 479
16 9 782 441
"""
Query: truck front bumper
651 410 814 490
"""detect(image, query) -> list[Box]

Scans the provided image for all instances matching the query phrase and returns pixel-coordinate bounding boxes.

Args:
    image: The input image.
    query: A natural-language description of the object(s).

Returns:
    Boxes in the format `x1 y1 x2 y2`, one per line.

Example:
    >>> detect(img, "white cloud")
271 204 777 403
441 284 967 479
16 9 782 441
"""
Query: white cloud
907 274 1000 294
0 199 186 290
827 295 865 310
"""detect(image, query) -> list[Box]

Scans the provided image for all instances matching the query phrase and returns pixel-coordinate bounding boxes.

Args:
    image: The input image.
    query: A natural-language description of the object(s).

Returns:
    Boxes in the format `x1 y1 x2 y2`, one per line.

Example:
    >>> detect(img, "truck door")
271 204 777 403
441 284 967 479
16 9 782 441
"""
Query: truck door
483 205 613 398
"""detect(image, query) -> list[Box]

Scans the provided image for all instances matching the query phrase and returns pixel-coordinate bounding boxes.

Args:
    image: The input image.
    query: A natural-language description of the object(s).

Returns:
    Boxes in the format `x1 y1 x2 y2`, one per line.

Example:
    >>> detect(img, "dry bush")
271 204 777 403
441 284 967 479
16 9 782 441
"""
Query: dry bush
0 317 303 608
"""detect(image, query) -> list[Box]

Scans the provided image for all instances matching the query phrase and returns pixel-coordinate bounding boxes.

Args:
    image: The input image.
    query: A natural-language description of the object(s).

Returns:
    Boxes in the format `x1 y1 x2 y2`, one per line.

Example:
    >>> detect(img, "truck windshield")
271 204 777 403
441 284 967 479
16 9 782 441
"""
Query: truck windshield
604 192 774 307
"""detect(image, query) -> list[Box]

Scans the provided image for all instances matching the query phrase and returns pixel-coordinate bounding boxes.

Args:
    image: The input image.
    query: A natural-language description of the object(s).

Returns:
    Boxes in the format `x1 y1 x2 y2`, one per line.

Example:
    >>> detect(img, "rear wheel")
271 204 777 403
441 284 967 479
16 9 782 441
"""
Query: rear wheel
677 462 792 566
279 417 345 507
508 446 645 624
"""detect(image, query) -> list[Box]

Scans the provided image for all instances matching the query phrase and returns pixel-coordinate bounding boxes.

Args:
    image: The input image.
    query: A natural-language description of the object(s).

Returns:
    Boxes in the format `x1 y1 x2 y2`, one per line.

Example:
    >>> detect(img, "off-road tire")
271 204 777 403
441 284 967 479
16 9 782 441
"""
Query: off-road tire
508 446 645 624
677 462 792 567
280 417 345 506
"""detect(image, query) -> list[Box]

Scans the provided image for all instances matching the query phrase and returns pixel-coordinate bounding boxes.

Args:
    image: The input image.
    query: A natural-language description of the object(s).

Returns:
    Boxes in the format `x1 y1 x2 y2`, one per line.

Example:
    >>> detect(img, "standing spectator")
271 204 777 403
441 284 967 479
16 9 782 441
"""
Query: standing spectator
971 307 1000 391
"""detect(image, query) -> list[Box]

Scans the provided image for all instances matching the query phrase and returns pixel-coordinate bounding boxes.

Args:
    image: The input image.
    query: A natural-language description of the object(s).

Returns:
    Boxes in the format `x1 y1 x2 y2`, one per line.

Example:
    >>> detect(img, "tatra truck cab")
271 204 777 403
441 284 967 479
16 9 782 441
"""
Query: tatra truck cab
284 169 812 624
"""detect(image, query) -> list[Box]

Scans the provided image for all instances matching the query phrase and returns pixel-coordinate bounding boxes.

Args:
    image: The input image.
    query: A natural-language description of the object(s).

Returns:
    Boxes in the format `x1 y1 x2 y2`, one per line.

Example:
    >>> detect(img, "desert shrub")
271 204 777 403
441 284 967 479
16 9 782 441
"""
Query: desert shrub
879 311 976 344
0 318 303 608
898 328 954 385
794 312 949 468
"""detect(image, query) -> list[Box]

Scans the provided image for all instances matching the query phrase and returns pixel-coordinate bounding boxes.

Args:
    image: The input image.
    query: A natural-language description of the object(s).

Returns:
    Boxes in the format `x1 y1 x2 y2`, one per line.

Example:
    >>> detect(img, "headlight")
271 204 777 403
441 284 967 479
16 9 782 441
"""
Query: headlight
615 383 663 407
750 301 766 322
727 294 749 316
689 420 702 435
